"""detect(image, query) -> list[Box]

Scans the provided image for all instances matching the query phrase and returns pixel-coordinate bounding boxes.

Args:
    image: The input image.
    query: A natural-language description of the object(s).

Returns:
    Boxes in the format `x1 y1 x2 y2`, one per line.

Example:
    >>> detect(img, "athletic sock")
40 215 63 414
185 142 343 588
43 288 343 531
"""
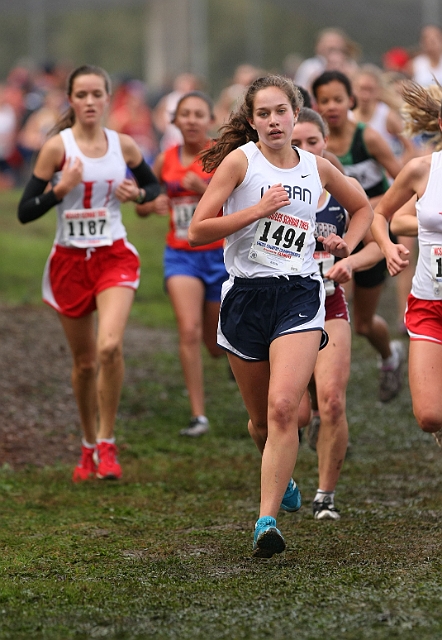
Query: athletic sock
82 439 96 449
314 489 335 504
381 343 400 369
97 438 115 445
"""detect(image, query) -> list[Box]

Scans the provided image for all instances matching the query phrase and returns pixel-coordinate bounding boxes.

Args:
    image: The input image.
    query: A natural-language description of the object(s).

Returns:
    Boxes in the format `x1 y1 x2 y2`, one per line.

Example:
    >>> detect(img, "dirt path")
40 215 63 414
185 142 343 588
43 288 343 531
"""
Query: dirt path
0 305 174 468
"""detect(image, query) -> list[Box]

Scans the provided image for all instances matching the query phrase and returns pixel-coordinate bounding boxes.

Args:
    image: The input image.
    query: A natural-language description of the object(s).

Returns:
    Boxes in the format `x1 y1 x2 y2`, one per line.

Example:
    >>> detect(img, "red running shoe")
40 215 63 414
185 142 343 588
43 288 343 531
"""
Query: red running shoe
72 445 97 482
94 442 122 480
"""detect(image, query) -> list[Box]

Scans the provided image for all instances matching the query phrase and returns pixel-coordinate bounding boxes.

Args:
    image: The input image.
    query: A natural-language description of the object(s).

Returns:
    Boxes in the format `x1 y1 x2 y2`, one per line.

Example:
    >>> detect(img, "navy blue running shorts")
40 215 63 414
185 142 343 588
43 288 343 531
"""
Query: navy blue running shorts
218 275 328 361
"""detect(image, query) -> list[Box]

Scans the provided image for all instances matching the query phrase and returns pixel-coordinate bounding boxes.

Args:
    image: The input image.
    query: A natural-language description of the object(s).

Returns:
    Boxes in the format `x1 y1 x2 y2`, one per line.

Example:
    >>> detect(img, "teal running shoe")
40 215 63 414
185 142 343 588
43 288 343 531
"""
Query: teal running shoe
280 478 302 512
252 516 286 558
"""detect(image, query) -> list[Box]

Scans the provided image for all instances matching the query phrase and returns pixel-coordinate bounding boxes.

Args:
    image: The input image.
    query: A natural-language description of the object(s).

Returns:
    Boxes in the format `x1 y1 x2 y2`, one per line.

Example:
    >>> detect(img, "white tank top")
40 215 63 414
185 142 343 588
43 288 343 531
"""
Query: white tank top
223 141 322 278
413 151 442 299
52 128 127 247
413 54 442 87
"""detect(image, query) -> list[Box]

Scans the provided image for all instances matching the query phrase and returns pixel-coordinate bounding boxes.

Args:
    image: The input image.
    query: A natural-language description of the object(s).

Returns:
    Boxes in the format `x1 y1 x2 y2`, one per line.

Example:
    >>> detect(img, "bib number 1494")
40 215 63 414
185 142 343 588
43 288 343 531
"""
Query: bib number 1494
258 220 306 252
249 213 311 272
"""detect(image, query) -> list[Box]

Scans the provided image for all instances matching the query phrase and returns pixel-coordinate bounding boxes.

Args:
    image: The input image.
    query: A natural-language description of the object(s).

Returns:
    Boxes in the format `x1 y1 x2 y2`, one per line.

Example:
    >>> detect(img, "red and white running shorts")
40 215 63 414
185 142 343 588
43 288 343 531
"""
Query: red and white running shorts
42 238 140 318
405 293 442 344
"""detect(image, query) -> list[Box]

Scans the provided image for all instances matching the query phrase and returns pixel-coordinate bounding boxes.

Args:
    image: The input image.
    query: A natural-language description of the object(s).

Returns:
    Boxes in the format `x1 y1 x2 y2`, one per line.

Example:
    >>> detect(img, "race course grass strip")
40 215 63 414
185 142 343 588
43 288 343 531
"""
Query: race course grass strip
0 190 441 639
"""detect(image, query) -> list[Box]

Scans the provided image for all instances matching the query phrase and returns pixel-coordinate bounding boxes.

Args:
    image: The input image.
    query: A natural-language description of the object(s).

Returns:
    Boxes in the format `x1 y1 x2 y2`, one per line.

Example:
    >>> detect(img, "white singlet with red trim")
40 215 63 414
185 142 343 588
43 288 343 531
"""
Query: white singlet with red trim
223 142 322 279
52 128 127 248
413 151 442 300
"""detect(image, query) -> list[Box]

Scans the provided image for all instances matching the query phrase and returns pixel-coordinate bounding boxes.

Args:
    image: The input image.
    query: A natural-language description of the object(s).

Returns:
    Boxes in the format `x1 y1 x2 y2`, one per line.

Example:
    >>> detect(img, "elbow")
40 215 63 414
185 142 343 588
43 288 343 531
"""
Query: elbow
187 230 200 247
187 225 206 247
135 204 150 218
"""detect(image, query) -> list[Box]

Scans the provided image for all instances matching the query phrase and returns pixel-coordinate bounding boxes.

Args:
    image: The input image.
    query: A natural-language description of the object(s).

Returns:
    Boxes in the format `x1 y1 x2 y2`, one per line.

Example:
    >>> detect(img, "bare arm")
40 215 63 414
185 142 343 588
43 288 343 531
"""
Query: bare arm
389 196 418 237
32 135 84 201
324 177 382 282
372 157 429 275
364 125 402 179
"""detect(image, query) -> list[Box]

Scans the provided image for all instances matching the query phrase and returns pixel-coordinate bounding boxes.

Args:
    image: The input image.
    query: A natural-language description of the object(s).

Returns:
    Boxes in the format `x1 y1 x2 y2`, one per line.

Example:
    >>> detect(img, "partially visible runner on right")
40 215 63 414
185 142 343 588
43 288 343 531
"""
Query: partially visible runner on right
372 80 442 449
312 70 405 404
292 108 384 520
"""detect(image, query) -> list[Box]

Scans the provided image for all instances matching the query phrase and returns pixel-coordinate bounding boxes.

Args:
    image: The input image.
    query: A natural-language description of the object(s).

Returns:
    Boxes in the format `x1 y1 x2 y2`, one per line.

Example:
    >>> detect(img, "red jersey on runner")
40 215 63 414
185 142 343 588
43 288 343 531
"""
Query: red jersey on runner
161 145 223 251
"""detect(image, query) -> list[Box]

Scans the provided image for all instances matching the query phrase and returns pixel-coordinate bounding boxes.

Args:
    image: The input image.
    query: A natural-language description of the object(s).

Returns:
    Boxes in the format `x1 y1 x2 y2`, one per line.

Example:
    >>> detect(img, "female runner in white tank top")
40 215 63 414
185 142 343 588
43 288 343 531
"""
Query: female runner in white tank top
188 75 373 558
373 80 442 450
18 65 160 482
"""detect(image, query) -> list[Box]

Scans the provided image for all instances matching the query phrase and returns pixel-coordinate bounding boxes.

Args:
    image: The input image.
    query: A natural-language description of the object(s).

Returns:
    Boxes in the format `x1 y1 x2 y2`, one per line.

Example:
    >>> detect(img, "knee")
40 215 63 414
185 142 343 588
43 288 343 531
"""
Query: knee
354 317 371 337
321 389 345 425
179 325 202 348
414 408 442 434
98 340 123 367
206 344 224 359
269 396 297 432
248 417 267 439
74 356 97 380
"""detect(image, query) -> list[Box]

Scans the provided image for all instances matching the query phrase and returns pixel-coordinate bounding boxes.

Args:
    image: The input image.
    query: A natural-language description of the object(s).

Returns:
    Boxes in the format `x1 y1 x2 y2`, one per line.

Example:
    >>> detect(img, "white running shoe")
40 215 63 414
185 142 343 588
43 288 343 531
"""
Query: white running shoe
180 416 209 437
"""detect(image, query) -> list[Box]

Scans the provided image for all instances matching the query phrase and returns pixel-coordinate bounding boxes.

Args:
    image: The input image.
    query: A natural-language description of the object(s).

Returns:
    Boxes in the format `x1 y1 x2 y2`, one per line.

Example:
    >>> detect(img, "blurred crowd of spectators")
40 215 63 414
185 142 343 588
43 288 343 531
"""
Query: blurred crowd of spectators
1 23 442 189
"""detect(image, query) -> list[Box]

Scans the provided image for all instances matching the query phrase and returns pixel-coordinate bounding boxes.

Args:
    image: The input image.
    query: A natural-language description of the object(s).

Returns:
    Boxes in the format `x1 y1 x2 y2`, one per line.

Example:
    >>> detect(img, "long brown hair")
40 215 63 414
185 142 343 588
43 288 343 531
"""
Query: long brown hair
201 75 303 173
401 80 442 149
50 64 112 136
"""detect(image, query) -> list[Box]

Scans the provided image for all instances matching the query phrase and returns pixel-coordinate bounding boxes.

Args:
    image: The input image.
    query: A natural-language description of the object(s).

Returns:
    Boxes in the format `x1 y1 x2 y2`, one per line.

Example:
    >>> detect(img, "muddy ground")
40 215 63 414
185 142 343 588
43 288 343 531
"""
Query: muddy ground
0 305 173 468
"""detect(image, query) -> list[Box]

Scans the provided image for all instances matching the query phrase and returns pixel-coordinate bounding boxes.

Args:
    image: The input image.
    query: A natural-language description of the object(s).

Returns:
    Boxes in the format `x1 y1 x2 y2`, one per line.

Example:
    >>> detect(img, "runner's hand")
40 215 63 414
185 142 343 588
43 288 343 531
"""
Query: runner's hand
115 178 140 203
182 171 207 195
318 233 349 259
56 157 83 196
384 242 410 276
256 184 290 218
326 258 352 284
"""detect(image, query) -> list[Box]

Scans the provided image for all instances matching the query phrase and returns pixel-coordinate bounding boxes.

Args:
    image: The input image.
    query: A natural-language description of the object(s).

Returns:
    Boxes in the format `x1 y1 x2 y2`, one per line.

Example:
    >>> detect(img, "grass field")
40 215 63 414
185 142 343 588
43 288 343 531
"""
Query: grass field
0 190 441 639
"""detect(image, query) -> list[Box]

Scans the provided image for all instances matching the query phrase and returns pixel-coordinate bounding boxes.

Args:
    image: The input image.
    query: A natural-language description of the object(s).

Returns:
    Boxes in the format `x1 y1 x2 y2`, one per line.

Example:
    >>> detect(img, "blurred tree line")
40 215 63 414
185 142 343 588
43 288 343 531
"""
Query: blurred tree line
0 0 424 98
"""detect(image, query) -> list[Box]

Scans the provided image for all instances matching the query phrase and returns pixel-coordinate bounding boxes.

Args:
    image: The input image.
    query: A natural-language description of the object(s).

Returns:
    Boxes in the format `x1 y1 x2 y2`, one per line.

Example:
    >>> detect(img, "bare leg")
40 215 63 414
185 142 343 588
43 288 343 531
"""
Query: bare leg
167 275 206 417
95 286 135 440
228 332 321 520
227 354 270 454
408 340 442 433
314 319 351 491
352 282 391 360
58 312 98 444
202 299 225 357
265 332 320 518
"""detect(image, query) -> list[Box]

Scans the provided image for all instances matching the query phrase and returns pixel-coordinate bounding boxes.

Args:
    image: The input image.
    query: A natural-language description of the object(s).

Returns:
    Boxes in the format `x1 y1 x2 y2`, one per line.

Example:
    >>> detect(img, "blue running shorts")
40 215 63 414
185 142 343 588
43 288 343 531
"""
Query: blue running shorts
164 246 228 302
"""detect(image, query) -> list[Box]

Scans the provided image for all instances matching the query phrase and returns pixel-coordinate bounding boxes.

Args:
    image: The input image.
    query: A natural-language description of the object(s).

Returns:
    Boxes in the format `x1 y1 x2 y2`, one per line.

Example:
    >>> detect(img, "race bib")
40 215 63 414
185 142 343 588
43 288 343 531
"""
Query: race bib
249 212 311 273
63 208 112 248
430 246 442 295
172 196 199 240
314 250 335 296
